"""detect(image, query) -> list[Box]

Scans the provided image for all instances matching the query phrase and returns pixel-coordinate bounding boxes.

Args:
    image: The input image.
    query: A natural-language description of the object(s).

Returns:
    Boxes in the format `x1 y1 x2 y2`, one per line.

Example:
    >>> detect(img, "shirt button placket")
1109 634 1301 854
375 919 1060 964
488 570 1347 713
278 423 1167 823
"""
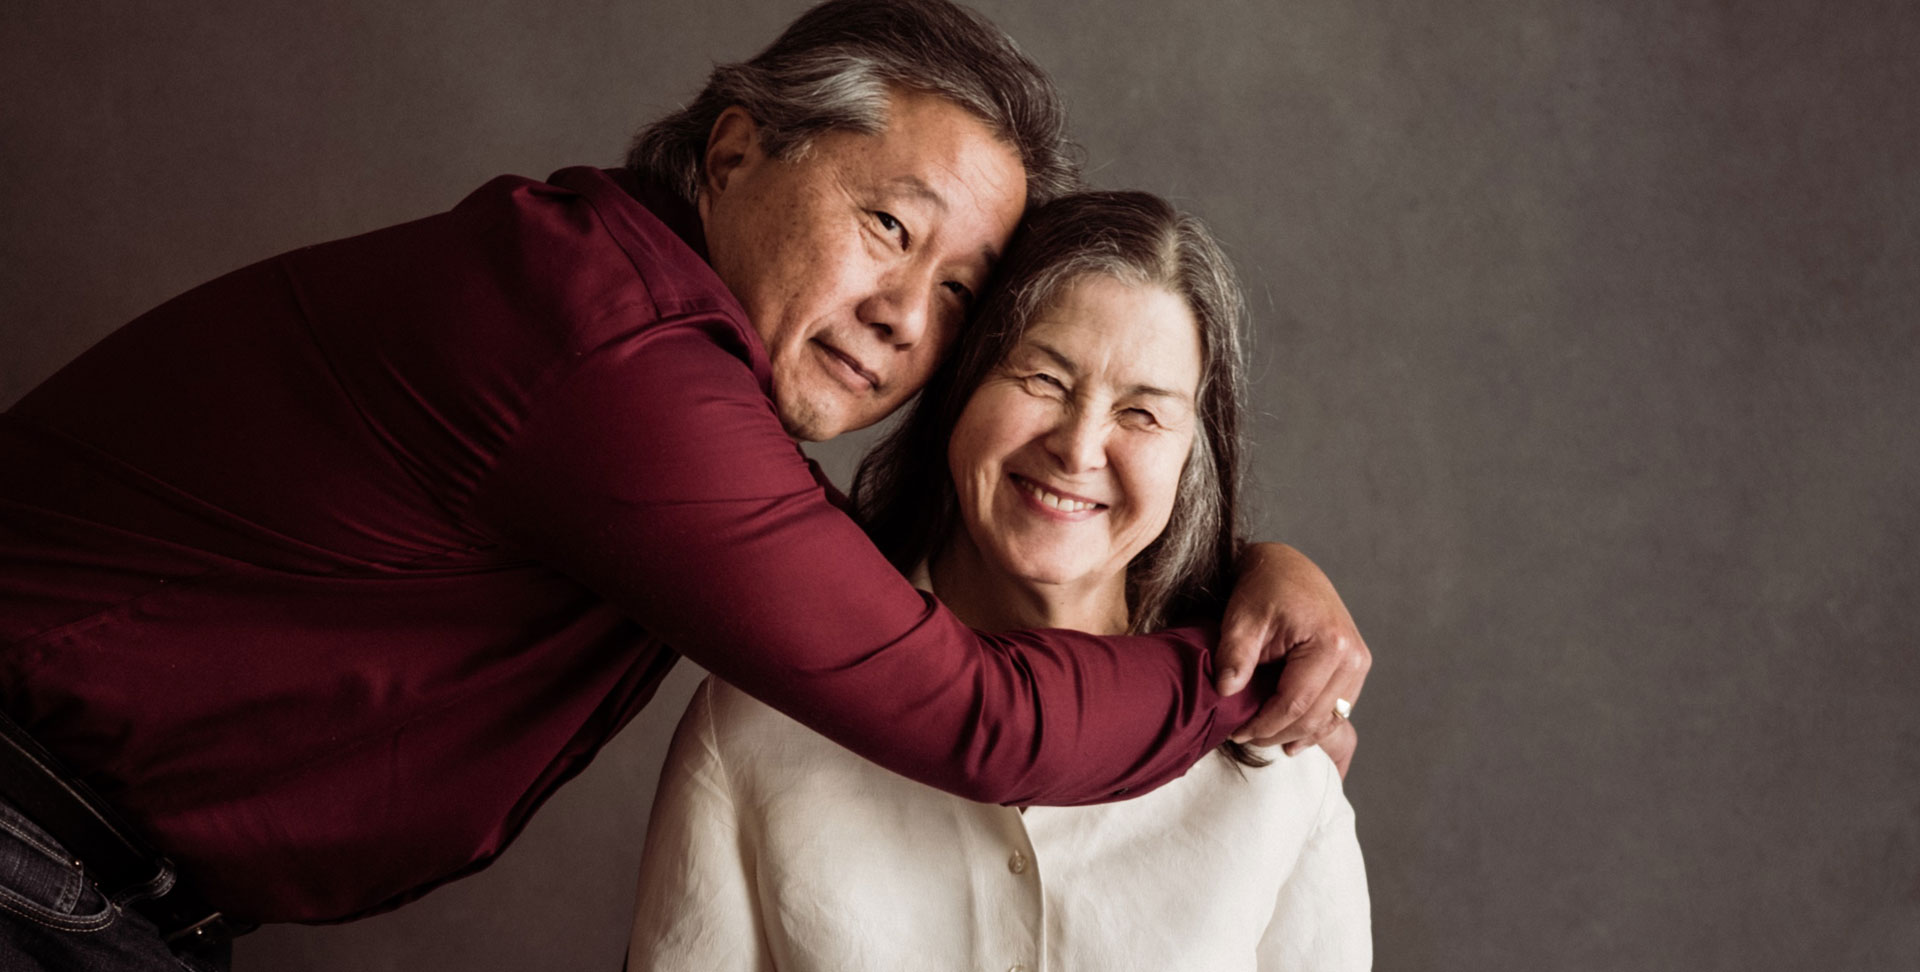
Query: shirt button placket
1007 852 1033 972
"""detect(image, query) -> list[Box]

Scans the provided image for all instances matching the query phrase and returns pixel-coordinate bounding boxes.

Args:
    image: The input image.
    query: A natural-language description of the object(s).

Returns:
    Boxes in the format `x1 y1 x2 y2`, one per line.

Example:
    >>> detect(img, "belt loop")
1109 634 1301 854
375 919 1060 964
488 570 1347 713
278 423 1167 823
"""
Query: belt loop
0 707 254 949
164 911 256 949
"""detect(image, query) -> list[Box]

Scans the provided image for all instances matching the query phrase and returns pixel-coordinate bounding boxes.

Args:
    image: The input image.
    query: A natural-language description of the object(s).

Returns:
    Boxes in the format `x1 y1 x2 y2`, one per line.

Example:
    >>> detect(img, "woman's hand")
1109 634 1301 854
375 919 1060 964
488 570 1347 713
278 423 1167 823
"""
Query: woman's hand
1215 543 1371 753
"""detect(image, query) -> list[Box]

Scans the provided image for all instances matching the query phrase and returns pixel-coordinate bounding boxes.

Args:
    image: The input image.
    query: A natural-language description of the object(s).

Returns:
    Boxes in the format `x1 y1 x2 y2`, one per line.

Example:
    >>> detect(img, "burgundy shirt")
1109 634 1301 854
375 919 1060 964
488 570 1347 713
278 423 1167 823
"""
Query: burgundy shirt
0 167 1261 923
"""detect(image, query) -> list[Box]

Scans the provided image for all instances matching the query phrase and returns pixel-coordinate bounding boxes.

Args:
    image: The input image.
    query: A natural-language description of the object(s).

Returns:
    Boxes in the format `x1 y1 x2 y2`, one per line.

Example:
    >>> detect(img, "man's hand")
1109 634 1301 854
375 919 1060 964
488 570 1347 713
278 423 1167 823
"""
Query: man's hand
1216 543 1370 755
1318 719 1357 779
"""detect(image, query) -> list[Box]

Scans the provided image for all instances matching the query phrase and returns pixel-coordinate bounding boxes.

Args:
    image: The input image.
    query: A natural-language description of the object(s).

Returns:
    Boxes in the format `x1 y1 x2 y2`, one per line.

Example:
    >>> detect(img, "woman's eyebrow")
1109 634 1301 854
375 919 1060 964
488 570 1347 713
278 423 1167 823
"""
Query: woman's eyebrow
1126 383 1193 404
1022 339 1081 376
1022 339 1193 403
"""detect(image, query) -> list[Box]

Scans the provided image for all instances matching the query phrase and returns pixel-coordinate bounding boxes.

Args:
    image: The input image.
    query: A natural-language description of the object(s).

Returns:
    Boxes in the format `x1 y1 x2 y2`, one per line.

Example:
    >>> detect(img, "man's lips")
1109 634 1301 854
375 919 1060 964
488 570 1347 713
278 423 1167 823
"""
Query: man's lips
814 339 879 391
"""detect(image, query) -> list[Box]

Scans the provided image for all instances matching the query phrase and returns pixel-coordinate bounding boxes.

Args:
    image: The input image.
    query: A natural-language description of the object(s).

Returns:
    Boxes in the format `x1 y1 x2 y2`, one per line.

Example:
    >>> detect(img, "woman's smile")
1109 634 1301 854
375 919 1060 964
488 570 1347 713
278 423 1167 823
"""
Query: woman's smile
1008 473 1107 518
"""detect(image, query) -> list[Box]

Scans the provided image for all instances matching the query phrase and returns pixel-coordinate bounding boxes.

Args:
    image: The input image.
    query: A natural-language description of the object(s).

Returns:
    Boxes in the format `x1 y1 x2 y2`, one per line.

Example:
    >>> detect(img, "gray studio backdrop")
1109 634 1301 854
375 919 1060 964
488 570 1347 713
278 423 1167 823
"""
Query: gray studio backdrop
4 1 1916 969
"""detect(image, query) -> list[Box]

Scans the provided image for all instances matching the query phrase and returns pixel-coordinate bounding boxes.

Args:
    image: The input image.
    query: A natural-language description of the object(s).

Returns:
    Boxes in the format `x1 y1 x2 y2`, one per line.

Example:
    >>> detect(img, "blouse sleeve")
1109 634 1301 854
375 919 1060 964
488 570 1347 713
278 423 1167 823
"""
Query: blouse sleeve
1255 756 1373 970
628 678 776 972
473 323 1262 806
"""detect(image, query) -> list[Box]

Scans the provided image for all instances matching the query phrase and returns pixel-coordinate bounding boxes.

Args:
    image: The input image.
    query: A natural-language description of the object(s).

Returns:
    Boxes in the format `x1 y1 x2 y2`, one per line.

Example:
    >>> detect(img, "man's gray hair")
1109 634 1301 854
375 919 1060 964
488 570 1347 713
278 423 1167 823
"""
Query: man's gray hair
626 0 1080 206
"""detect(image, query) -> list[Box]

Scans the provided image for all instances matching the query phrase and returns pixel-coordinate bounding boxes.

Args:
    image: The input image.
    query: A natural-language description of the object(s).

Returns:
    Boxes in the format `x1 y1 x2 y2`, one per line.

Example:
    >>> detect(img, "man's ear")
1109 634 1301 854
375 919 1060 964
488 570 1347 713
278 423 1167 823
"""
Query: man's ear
699 106 761 222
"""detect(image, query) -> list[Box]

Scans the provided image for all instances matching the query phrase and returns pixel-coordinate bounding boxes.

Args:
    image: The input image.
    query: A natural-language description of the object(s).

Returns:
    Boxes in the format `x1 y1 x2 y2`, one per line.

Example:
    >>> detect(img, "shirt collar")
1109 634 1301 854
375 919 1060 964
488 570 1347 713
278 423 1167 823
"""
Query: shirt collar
600 167 712 262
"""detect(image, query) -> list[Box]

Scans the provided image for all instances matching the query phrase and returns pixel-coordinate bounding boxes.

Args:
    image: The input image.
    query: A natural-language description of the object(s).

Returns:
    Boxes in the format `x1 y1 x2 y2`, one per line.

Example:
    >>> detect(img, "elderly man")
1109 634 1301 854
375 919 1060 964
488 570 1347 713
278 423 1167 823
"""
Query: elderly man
0 1 1368 969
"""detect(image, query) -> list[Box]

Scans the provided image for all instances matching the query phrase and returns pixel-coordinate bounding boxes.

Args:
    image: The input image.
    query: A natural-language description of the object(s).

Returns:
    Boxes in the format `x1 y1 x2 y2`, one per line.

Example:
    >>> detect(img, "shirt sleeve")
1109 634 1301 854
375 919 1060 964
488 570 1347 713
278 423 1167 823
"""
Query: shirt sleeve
472 320 1264 806
628 678 776 971
1255 756 1373 970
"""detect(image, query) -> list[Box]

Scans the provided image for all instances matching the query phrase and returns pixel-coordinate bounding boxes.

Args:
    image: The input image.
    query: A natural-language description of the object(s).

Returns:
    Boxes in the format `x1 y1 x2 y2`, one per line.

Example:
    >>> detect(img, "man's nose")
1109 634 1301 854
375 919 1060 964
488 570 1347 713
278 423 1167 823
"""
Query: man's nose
863 266 938 348
1043 407 1108 474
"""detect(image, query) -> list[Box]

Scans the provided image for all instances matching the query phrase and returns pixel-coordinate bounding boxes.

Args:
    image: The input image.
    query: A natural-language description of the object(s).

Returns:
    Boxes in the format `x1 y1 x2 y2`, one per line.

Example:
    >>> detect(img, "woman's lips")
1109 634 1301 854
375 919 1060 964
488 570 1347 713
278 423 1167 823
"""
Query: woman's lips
1010 474 1107 518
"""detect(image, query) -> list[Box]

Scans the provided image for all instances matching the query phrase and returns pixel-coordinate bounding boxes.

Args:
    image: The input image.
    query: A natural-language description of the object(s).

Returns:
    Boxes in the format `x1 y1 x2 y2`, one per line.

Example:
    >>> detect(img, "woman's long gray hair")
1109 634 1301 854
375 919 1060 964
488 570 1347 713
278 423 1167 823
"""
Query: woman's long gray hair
626 0 1080 206
853 190 1251 637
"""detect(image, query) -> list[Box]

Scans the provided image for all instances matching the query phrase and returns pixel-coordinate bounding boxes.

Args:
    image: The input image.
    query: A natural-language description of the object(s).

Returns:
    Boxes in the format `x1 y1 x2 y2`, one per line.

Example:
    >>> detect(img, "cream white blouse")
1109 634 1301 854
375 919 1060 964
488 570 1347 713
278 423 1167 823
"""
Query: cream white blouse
628 675 1371 971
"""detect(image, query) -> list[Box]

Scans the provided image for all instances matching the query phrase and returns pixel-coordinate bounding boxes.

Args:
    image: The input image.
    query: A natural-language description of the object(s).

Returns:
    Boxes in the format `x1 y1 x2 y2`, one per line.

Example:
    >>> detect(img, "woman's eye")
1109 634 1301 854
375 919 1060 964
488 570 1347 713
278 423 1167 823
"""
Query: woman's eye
1123 407 1159 427
874 211 908 249
1024 372 1066 393
942 280 974 306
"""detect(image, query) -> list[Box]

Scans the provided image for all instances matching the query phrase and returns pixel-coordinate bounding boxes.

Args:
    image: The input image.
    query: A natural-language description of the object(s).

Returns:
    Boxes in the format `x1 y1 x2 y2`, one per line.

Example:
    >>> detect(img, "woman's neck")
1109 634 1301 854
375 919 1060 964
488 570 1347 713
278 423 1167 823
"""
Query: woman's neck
928 530 1131 636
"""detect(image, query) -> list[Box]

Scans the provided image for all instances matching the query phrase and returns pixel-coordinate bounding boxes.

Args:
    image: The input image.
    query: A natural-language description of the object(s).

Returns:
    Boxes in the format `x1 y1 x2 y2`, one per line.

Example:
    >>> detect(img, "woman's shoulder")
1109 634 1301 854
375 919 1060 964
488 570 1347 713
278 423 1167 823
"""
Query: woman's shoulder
696 675 808 743
1147 743 1347 840
693 676 919 787
1241 743 1345 812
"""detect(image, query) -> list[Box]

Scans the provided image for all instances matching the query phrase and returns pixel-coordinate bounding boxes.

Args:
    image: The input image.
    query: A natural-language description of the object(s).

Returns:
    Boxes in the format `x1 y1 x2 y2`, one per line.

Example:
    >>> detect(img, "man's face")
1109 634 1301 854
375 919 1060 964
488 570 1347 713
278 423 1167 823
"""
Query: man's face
698 89 1028 441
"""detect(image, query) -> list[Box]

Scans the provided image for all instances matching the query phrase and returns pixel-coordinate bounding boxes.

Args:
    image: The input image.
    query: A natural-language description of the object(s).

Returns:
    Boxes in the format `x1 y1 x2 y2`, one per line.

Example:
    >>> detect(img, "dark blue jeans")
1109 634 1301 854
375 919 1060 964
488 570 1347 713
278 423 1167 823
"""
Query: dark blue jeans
0 795 228 972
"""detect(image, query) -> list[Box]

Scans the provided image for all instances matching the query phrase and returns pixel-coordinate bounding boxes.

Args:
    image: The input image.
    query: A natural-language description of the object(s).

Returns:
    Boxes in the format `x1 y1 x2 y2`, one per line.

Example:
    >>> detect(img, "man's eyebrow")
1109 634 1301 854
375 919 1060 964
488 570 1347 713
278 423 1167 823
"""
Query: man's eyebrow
1023 339 1193 402
881 176 1000 272
884 175 947 211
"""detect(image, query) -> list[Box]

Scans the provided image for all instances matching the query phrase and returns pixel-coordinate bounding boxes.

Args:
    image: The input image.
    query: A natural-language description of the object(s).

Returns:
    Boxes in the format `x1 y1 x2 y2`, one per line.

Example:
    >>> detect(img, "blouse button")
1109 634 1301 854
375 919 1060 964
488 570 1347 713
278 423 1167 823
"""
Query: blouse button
1008 851 1028 874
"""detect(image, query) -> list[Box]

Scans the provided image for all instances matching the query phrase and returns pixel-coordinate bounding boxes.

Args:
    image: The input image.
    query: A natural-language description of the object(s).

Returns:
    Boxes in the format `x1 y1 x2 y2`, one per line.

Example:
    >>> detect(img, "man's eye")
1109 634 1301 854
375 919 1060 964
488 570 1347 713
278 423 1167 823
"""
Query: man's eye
874 211 908 249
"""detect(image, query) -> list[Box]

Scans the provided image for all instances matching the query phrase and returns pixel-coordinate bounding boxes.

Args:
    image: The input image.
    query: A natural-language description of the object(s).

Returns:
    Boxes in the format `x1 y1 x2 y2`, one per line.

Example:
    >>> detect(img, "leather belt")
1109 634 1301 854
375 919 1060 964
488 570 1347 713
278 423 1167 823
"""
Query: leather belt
0 706 254 950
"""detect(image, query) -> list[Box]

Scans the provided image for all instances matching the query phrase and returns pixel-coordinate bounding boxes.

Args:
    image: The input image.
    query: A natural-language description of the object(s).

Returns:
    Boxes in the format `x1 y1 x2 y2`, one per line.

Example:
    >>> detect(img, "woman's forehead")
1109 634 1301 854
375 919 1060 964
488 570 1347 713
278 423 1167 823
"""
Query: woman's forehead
1014 276 1202 396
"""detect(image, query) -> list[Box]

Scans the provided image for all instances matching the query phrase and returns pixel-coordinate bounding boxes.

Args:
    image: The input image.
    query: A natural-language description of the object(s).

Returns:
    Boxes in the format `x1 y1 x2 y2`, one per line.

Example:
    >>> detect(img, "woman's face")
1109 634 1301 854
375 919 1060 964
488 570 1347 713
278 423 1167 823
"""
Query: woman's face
947 274 1204 593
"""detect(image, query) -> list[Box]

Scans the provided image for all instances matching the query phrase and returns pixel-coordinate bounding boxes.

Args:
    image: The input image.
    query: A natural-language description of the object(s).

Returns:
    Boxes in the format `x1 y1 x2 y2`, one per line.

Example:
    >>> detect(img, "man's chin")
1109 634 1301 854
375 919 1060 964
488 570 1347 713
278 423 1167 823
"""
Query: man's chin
781 419 837 443
773 377 902 441
775 392 854 443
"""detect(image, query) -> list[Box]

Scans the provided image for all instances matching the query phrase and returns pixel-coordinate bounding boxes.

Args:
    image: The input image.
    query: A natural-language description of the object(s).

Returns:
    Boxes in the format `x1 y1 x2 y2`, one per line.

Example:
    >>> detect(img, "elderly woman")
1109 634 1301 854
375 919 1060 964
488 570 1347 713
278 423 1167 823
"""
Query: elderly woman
628 191 1370 971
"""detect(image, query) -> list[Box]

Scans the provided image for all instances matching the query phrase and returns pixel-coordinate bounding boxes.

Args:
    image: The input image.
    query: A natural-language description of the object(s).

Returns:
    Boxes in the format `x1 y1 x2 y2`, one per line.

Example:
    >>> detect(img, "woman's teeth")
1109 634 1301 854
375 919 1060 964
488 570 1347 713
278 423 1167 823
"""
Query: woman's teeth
1019 478 1100 513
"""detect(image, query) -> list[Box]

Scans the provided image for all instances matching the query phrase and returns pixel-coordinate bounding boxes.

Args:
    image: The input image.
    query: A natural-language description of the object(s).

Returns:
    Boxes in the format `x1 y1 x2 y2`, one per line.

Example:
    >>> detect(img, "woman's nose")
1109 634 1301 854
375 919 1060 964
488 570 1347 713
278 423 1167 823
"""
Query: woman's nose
1043 408 1108 474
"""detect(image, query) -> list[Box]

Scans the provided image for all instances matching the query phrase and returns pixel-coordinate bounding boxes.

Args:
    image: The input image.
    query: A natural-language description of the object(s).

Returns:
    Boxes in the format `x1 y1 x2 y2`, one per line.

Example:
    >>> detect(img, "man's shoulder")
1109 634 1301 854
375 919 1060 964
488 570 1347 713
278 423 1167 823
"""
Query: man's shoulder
421 166 766 384
533 166 746 326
